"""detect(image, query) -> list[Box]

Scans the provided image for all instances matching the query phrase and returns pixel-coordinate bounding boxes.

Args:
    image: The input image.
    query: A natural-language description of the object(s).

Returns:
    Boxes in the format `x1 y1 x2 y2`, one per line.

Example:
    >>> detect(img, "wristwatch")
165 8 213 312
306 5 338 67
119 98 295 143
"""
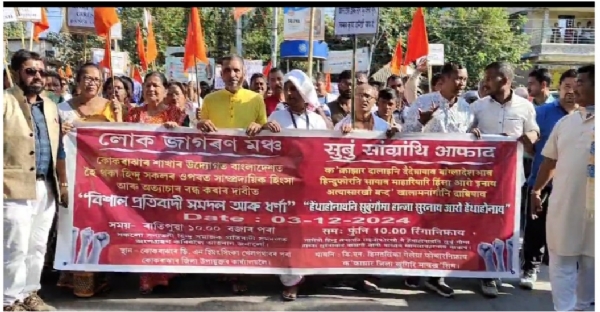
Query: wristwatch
530 189 541 196
59 182 68 188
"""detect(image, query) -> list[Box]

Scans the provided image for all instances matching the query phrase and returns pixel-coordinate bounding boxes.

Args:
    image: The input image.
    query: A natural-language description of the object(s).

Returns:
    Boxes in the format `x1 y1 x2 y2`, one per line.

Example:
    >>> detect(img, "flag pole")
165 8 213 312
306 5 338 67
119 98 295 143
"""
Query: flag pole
194 61 201 106
83 34 88 61
306 8 316 77
4 37 14 88
19 22 25 49
350 34 357 128
29 23 34 50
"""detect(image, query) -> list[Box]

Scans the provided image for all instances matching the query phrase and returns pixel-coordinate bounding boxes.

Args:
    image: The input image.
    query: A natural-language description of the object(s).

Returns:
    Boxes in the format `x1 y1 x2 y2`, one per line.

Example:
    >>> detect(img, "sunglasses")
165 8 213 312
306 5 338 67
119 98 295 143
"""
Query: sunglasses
24 68 47 77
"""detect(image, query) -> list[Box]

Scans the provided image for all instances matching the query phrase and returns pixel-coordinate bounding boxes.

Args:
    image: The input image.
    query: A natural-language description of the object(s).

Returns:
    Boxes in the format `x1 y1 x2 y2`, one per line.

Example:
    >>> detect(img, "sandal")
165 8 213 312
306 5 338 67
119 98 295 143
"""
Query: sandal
281 285 300 301
351 280 381 294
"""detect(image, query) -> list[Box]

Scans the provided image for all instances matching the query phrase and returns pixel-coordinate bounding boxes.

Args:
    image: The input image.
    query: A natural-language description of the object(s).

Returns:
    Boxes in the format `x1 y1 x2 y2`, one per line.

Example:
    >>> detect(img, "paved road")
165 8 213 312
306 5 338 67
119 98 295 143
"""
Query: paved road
40 268 556 311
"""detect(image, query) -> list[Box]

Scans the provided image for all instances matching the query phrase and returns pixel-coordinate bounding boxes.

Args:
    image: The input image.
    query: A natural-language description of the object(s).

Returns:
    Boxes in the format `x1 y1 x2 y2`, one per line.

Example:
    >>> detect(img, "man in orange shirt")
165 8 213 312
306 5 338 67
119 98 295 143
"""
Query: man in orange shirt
264 68 284 115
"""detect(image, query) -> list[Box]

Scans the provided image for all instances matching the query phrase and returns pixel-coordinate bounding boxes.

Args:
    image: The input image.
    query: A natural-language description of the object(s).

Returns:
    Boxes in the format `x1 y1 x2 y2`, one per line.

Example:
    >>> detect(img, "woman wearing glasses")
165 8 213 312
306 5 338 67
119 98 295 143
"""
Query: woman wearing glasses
55 62 123 298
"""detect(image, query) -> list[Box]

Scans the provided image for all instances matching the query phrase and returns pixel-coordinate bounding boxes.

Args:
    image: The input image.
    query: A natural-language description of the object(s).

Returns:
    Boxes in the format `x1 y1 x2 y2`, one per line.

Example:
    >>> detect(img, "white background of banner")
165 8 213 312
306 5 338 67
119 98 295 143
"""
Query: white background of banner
324 47 370 74
90 49 129 76
164 57 215 84
283 7 325 41
65 7 122 39
56 123 522 278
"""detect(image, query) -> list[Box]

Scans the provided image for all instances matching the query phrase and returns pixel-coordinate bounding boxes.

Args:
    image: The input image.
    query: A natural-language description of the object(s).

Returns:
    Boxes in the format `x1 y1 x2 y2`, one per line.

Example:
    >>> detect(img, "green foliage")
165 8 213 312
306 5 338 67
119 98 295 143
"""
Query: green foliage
3 7 530 86
435 8 531 86
4 22 24 39
370 7 530 86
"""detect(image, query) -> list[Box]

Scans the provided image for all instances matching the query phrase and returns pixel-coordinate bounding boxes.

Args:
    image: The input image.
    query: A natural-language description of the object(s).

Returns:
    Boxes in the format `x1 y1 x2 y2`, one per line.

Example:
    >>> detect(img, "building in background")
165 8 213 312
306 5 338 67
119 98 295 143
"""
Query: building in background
509 7 594 89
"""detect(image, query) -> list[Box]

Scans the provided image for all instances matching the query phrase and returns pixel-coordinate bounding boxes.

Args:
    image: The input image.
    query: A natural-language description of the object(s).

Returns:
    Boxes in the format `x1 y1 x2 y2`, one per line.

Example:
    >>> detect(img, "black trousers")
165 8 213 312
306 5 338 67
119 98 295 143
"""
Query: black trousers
521 186 551 271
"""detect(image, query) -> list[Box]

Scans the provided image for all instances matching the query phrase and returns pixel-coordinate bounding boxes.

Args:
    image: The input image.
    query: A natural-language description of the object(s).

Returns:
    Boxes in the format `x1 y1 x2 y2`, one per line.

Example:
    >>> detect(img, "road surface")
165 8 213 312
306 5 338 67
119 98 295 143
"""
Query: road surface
40 268 556 311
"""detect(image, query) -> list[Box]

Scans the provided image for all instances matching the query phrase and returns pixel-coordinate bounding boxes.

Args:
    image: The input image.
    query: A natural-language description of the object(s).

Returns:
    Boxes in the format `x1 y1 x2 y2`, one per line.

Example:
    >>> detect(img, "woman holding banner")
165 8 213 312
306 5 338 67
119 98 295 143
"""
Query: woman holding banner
125 72 186 294
57 62 123 298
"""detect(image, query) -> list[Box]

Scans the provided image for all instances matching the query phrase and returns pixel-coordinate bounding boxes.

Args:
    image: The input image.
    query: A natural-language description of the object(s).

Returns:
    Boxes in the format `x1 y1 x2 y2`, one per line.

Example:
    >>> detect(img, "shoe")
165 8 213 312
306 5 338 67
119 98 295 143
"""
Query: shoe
424 277 454 298
3 302 27 311
404 277 420 289
480 279 498 298
23 292 56 311
519 269 537 290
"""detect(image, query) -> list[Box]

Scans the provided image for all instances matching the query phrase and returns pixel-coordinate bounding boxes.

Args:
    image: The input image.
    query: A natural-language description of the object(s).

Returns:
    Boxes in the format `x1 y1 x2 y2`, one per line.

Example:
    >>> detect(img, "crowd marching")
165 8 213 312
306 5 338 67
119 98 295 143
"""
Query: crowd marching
2 29 595 311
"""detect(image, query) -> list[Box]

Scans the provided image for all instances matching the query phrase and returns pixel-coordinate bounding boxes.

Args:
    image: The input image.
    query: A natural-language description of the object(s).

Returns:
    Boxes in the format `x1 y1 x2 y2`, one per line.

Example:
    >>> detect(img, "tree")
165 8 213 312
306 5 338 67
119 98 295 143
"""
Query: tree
4 7 529 85
368 7 530 86
435 8 530 86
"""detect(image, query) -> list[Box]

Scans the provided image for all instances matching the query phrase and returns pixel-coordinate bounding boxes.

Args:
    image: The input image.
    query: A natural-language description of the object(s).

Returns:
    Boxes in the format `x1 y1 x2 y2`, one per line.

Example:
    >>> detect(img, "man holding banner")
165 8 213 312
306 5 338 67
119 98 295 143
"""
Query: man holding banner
471 61 540 298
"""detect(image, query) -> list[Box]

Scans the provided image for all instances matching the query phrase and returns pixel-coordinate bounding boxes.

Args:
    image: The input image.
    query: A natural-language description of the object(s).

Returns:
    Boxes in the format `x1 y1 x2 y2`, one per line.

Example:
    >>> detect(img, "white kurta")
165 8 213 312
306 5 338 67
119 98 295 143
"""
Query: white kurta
334 113 390 132
542 110 595 257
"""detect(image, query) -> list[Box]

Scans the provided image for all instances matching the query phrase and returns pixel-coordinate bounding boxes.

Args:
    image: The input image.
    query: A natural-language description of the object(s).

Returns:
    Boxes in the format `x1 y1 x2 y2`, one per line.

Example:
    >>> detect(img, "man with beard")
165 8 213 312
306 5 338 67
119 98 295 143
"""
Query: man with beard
327 70 353 125
198 54 266 137
529 65 594 312
527 68 555 106
520 69 579 290
264 68 285 115
402 63 470 298
470 61 539 298
4 49 67 311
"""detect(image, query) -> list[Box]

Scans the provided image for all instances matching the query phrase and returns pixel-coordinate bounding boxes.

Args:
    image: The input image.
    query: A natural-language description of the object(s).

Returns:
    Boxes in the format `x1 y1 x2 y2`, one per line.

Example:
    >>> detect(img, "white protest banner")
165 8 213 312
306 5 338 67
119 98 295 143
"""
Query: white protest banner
16 8 42 22
165 56 215 84
324 47 370 74
244 60 264 83
334 7 379 37
214 60 263 90
428 44 445 66
283 8 325 41
66 7 122 39
90 48 128 76
214 64 224 89
4 8 18 23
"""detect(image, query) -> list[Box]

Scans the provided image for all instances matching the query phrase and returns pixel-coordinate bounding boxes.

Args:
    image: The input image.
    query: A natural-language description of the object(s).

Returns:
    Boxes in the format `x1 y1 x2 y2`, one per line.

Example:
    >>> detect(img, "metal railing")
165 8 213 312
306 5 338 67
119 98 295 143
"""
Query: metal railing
527 27 595 46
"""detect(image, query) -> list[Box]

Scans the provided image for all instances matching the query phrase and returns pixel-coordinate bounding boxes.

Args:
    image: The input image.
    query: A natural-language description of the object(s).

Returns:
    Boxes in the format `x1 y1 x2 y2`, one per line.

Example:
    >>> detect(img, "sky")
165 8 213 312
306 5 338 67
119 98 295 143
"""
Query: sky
35 7 336 39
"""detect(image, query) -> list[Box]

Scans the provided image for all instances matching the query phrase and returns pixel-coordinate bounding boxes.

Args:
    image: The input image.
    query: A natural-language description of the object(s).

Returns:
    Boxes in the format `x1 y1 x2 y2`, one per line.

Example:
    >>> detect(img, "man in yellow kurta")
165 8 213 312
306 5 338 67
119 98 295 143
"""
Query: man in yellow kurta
197 55 267 135
530 64 595 312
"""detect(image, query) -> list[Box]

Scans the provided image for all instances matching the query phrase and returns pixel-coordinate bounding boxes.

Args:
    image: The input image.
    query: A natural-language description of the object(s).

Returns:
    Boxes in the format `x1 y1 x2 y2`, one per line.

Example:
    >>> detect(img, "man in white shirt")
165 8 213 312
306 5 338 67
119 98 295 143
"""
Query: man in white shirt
470 61 540 298
402 62 471 298
529 65 594 312
404 63 472 135
335 84 390 133
264 70 328 132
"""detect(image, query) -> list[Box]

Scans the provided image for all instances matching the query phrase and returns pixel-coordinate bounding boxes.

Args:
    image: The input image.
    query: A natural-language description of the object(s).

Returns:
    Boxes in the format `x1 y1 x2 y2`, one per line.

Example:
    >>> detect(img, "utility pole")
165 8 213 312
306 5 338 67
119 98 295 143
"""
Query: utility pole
270 8 278 68
236 15 243 56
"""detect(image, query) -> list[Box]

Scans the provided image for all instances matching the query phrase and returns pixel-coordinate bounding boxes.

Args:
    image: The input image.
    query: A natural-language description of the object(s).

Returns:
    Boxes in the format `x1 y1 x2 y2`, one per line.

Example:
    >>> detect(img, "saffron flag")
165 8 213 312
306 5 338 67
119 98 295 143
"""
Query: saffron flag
183 7 209 71
403 7 429 66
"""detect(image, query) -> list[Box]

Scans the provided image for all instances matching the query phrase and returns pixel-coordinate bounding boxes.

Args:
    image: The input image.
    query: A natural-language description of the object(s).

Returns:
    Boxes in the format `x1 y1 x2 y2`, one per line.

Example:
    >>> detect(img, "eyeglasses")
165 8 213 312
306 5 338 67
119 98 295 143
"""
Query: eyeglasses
24 68 47 77
82 76 102 84
357 93 375 101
